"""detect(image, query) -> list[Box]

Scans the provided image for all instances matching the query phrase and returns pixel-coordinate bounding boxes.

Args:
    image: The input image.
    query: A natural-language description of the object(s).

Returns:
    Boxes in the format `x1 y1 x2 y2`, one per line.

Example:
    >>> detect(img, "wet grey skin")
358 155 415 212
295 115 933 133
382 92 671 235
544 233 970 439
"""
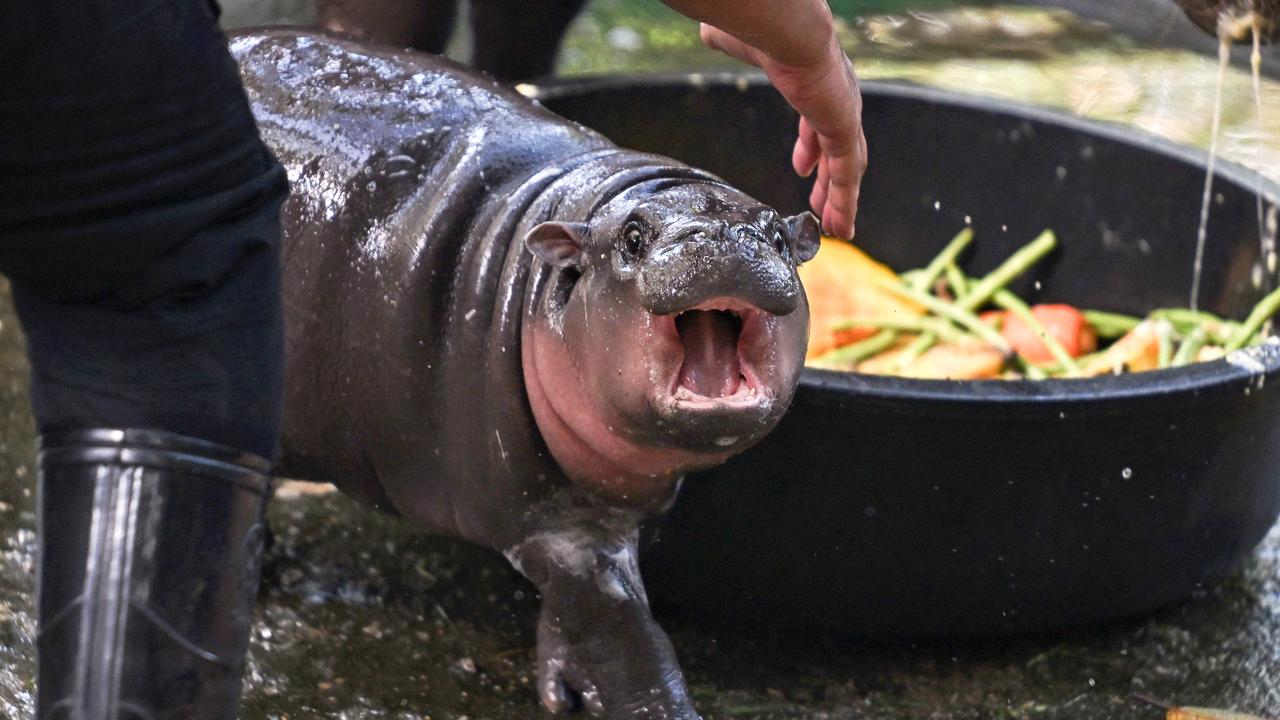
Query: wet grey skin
233 29 817 719
1175 0 1280 40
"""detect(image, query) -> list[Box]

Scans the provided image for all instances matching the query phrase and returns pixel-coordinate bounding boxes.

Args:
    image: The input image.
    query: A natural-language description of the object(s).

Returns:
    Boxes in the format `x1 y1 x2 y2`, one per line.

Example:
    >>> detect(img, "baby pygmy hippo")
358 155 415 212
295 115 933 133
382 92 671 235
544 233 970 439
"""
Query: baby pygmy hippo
235 30 818 718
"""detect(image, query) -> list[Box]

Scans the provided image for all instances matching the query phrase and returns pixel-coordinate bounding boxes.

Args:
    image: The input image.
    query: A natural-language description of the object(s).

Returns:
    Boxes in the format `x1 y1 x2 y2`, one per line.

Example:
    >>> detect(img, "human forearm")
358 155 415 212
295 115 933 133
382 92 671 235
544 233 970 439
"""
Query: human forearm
660 0 864 238
659 0 837 67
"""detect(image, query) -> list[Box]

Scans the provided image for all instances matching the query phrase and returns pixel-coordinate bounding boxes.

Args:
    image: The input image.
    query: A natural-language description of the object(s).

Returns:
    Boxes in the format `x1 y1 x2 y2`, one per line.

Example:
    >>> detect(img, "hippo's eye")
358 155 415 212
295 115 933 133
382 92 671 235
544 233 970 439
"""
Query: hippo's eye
621 221 646 260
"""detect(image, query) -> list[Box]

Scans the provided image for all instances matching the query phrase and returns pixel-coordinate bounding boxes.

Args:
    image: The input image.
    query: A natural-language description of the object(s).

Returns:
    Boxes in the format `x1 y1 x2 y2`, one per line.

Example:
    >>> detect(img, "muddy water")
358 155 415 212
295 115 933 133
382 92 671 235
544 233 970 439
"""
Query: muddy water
1 2 1279 719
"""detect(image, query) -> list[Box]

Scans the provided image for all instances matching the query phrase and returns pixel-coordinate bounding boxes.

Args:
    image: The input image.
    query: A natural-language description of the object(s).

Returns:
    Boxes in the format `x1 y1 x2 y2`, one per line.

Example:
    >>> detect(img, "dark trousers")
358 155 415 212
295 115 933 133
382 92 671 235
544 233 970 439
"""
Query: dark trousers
0 0 288 458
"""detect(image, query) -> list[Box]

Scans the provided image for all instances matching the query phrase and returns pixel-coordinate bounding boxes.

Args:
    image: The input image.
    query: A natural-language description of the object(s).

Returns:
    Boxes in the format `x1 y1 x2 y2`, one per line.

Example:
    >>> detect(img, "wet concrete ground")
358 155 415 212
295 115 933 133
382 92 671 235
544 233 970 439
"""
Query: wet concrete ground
2 2 1280 719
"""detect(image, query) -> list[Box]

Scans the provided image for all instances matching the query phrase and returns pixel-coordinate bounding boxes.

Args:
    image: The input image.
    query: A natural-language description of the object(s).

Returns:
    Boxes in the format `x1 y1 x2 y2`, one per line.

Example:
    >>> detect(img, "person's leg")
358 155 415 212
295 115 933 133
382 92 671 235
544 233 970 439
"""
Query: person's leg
0 1 287 717
469 0 590 81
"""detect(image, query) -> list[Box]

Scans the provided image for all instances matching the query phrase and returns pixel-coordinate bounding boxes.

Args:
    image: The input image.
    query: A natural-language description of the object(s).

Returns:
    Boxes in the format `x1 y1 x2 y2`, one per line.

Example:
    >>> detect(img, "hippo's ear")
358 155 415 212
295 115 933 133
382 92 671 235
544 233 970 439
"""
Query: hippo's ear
785 212 821 264
525 222 588 268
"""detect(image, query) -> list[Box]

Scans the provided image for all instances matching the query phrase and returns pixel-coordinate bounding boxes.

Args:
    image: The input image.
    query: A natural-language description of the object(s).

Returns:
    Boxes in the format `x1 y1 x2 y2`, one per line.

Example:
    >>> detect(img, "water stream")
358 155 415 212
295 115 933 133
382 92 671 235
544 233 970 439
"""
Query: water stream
1191 34 1232 313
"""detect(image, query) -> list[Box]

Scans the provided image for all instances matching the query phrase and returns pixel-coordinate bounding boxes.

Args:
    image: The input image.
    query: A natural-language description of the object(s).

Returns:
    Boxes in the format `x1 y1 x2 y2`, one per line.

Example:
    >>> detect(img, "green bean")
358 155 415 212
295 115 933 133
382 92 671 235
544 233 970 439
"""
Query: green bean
1083 310 1141 339
1151 307 1230 326
1156 320 1175 368
1225 284 1280 351
830 315 966 341
894 332 938 372
1150 308 1239 345
872 278 1011 352
1013 356 1049 380
992 288 1081 376
896 262 970 372
899 269 926 286
1059 349 1108 372
956 229 1057 311
1172 326 1208 367
814 329 899 366
945 261 970 299
911 228 975 293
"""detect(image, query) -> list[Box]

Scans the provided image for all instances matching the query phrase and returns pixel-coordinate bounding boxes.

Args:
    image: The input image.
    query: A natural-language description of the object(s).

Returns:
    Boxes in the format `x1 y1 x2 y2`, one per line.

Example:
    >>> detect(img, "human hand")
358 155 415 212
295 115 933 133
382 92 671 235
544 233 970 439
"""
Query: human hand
700 23 866 239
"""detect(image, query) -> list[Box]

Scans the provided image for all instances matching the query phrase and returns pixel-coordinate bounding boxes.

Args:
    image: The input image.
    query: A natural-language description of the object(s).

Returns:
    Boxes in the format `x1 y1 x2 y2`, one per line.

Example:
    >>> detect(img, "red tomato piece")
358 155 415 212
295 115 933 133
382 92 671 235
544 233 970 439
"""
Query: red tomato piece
1001 304 1097 363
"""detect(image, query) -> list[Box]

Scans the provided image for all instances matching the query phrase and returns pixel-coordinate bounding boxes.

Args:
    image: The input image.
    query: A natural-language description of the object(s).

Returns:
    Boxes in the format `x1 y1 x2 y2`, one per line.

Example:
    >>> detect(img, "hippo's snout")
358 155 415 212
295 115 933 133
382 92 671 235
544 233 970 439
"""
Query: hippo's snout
637 225 801 317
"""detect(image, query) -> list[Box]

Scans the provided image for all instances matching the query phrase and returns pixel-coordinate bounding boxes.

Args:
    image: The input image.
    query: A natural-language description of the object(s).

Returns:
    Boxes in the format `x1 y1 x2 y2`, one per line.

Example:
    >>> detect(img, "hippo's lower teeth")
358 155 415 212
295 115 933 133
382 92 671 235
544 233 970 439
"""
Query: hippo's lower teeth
675 309 743 397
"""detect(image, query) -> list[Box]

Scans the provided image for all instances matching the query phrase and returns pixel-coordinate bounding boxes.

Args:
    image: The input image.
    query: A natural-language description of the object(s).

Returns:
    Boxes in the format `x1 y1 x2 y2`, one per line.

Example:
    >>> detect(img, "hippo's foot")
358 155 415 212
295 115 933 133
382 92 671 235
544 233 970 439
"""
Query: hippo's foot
508 528 701 719
535 605 699 719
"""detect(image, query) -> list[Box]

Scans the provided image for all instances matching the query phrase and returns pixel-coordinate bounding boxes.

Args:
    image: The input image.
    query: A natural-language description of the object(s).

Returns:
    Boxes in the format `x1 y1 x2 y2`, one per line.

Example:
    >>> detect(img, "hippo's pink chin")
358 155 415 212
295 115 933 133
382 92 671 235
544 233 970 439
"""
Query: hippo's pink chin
521 295 786 507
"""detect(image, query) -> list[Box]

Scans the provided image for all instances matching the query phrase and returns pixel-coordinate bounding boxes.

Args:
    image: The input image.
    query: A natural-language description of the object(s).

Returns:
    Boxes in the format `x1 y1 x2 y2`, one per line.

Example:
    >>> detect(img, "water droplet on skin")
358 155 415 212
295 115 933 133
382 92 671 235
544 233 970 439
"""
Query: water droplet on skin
1122 467 1132 479
714 436 738 446
863 507 877 518
964 215 972 225
934 201 941 210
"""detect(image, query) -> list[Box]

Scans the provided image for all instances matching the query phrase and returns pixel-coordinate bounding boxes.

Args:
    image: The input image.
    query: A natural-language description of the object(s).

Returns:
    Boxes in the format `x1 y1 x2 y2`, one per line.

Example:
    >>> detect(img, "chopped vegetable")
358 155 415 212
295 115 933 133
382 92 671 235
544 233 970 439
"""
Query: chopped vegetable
911 228 974 293
1172 326 1209 367
870 277 1011 353
1225 284 1280 351
859 337 1006 380
809 329 899 370
1084 309 1142 338
999 303 1096 366
955 229 1056 311
1079 320 1163 376
803 229 1279 380
798 238 922 360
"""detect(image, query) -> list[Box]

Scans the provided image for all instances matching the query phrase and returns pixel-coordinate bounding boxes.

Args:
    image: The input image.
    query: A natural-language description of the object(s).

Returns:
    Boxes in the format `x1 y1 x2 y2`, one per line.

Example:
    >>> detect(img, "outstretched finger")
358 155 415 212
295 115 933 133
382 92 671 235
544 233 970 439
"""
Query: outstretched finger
810 154 830 230
793 116 821 178
820 132 865 239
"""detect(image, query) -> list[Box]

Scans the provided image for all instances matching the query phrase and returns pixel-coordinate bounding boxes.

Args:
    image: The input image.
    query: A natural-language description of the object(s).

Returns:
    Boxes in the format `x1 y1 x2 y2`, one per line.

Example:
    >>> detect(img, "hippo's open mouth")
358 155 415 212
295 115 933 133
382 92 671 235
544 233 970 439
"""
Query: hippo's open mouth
667 300 769 407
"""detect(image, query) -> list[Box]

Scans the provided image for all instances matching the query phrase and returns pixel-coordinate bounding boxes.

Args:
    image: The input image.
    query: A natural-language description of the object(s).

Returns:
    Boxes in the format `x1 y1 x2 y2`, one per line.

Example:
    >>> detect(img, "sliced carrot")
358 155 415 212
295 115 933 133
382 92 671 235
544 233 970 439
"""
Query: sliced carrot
799 237 924 360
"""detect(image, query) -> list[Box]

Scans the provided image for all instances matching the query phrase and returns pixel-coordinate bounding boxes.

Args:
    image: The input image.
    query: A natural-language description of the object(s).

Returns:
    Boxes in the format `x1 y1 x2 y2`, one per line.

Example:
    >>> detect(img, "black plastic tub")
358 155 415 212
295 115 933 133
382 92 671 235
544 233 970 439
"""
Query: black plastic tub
526 74 1280 637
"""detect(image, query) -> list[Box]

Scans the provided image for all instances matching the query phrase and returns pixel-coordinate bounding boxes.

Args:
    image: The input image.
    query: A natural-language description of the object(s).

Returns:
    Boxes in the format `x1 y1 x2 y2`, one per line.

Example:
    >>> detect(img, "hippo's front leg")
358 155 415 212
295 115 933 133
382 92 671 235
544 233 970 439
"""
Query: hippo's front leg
508 529 699 719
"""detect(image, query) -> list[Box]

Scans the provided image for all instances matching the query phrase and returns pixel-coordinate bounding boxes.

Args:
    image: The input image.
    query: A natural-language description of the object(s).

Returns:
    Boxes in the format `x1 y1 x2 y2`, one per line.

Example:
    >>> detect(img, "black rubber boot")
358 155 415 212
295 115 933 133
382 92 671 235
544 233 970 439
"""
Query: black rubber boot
35 429 272 720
